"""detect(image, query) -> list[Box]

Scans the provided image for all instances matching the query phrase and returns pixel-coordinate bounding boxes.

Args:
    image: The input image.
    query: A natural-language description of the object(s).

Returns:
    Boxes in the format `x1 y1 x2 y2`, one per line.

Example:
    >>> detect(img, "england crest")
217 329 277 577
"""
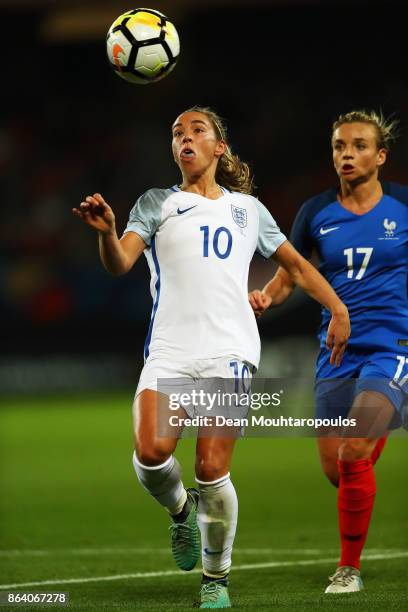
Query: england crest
231 205 247 228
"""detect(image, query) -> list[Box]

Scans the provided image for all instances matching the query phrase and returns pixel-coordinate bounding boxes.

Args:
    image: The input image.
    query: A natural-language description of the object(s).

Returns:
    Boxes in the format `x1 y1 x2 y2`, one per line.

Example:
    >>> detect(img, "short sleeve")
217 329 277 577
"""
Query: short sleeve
383 180 408 206
289 202 314 259
255 200 287 259
122 189 164 246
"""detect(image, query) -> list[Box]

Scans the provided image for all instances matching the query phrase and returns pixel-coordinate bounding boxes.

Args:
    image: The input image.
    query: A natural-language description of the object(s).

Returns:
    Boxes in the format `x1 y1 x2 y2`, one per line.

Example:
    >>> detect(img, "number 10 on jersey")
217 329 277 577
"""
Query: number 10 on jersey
200 226 233 259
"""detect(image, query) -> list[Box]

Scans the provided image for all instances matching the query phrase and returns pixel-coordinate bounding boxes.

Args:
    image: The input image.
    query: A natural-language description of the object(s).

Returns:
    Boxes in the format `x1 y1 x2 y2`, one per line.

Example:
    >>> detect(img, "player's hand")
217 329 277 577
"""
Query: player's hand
326 305 350 367
248 290 273 318
72 193 116 234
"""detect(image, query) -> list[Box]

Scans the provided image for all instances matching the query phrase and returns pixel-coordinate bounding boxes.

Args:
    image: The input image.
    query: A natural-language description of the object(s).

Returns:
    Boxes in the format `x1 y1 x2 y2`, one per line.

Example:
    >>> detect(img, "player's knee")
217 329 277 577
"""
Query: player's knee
135 441 172 467
338 438 372 462
195 456 227 482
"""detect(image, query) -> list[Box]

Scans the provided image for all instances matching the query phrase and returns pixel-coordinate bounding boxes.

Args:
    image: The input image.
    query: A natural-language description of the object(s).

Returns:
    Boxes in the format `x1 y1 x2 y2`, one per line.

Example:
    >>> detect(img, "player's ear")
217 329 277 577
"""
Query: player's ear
377 148 387 168
215 140 227 158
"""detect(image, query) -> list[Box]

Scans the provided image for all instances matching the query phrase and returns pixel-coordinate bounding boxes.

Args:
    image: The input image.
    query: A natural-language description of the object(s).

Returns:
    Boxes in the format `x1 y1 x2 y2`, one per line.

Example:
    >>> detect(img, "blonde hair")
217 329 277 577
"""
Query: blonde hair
332 109 399 151
183 106 254 194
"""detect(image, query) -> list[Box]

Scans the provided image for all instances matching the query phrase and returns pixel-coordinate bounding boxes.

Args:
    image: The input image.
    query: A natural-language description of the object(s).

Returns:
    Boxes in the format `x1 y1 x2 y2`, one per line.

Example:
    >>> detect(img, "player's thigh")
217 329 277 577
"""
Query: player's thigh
133 357 196 464
348 390 394 440
133 389 180 465
350 351 408 436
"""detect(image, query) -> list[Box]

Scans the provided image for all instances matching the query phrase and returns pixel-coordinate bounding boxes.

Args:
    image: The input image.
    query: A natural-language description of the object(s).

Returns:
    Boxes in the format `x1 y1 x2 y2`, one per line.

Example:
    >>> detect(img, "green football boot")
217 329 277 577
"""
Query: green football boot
199 581 231 608
169 487 200 571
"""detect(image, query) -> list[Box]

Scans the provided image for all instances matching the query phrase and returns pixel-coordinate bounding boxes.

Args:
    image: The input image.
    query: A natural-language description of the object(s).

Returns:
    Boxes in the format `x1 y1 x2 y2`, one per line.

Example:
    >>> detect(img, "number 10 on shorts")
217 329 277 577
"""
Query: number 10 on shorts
229 360 251 394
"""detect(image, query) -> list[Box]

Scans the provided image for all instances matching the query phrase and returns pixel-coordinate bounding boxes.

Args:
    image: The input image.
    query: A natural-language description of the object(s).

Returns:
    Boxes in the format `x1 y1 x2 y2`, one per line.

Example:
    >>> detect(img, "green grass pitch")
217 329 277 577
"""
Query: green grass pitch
0 393 407 610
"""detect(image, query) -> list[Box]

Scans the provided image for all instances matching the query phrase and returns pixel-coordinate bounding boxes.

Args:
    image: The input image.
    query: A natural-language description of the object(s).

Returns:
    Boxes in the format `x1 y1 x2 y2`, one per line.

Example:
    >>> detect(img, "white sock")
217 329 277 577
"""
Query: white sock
132 452 187 515
196 473 238 578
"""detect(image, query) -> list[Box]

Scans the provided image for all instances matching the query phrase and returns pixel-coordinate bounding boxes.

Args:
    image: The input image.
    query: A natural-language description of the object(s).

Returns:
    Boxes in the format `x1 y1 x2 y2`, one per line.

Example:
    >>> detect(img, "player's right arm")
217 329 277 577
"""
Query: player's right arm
72 192 146 275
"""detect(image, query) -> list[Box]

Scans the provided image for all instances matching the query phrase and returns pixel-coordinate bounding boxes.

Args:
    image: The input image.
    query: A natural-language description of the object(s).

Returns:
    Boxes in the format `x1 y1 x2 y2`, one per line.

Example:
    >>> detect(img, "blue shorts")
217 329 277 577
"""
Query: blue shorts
315 348 408 428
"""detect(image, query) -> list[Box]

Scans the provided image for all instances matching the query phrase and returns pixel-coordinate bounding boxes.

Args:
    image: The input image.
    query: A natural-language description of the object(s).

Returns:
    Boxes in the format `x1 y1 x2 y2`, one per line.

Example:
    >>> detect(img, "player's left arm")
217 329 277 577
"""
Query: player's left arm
273 240 350 366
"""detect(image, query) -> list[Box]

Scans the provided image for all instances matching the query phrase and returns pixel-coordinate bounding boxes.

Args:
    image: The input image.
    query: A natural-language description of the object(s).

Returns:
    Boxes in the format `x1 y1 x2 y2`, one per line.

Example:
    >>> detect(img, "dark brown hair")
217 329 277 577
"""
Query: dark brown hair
183 106 254 194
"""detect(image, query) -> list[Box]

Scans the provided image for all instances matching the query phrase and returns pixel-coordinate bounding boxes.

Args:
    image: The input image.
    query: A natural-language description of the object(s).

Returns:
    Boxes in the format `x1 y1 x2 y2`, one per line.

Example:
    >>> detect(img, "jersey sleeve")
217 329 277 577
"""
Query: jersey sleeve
383 180 408 205
289 201 314 259
122 189 164 246
255 199 287 258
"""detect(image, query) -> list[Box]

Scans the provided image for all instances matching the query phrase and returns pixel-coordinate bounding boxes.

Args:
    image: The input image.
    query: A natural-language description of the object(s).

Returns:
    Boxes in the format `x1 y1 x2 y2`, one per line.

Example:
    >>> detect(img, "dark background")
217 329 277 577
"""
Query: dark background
1 0 407 382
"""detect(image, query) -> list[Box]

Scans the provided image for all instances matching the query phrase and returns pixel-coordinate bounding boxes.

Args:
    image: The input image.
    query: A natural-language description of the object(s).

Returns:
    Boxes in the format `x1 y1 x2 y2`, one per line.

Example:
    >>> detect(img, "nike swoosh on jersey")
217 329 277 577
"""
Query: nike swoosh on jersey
177 205 197 215
320 226 340 235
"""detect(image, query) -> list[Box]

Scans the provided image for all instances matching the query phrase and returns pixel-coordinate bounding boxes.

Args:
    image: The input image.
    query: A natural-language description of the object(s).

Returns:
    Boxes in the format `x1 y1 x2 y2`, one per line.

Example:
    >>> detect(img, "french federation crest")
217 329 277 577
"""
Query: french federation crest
231 205 247 228
383 218 396 237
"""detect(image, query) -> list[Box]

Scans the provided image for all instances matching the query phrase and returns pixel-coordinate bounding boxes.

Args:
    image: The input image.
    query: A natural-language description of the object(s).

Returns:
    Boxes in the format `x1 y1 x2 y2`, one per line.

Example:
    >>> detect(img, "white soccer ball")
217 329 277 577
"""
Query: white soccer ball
106 8 180 84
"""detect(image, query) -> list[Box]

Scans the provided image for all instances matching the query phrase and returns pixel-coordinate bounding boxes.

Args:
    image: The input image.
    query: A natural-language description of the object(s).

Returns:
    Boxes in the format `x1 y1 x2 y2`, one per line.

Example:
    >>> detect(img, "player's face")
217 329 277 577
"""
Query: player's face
332 122 387 183
171 112 226 176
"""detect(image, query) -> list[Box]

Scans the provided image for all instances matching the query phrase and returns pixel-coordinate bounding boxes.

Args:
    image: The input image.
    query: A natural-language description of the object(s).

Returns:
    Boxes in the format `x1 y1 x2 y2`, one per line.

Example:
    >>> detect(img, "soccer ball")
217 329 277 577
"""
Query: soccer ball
106 8 180 84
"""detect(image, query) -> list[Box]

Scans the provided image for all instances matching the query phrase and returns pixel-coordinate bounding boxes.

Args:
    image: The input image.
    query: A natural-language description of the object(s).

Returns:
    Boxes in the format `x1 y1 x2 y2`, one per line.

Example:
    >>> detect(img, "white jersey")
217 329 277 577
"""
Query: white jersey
123 186 287 368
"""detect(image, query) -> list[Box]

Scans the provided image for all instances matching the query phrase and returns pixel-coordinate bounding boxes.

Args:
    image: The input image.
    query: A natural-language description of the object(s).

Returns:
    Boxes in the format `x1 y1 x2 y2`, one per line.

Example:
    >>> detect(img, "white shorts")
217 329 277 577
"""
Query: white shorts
135 355 254 420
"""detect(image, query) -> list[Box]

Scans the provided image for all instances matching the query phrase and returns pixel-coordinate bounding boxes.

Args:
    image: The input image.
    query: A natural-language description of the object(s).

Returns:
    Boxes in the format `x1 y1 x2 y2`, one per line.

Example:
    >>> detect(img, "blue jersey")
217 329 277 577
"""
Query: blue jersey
290 181 408 352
